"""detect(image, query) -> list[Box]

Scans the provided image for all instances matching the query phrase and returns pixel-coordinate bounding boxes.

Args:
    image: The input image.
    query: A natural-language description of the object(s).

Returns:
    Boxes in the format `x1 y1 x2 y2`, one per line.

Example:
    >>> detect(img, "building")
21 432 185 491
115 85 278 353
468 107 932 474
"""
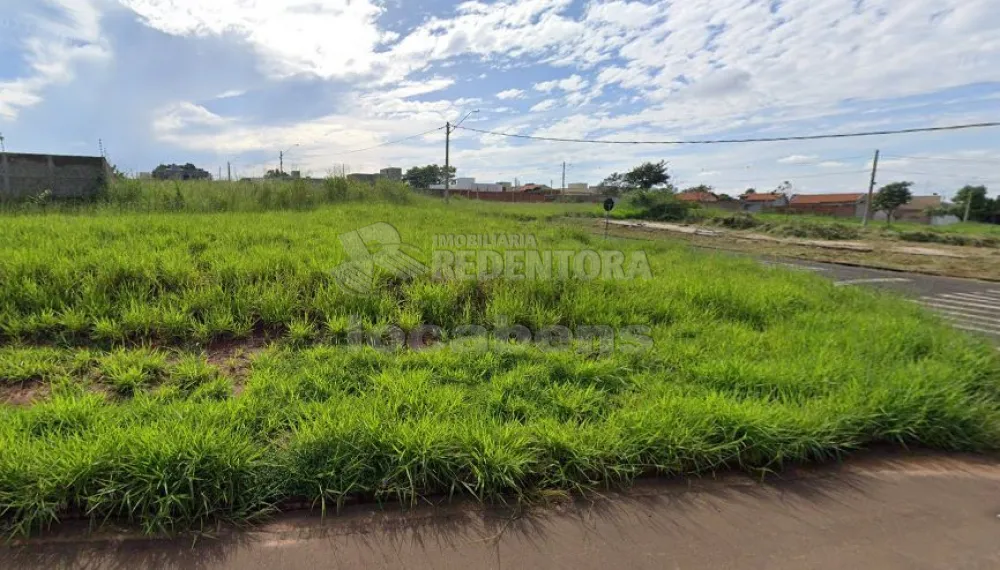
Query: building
788 193 867 218
429 177 507 193
347 167 404 185
676 190 719 204
0 152 111 199
567 182 593 193
347 173 380 184
739 192 788 212
873 195 946 224
379 167 402 182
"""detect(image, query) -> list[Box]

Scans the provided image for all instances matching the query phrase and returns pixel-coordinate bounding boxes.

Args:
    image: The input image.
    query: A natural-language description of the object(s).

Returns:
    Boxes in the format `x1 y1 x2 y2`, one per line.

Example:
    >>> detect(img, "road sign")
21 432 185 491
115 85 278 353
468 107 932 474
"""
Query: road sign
603 197 616 212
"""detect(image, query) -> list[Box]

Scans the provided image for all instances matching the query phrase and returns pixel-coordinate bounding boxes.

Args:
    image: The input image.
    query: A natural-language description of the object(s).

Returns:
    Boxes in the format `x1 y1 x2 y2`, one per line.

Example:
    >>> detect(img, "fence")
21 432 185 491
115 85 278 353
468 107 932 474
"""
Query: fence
0 153 110 199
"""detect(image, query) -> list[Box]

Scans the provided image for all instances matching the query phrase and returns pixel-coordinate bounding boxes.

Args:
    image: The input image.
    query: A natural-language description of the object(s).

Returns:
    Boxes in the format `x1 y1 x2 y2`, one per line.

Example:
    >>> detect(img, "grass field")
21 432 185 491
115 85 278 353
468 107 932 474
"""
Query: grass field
1 184 999 537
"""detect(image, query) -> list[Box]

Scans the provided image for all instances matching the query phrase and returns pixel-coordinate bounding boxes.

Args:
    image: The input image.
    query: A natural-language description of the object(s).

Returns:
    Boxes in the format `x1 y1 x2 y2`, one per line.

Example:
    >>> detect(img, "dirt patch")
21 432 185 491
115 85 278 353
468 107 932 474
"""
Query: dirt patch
599 220 1000 282
893 246 968 258
609 220 873 251
205 334 271 387
0 381 50 407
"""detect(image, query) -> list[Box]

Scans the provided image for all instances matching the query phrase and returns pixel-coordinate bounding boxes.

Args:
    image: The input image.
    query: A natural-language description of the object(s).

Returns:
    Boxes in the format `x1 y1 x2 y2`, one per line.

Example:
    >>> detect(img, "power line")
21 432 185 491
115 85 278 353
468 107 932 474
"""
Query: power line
881 154 1000 165
878 168 996 181
687 169 871 185
328 126 445 157
455 121 1000 145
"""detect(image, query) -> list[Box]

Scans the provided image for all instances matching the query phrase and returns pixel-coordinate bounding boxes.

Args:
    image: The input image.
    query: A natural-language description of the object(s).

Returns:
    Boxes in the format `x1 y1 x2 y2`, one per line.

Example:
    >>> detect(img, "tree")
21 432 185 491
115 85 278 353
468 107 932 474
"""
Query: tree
775 181 793 194
953 185 989 221
744 188 756 195
265 169 292 180
624 160 671 191
109 164 127 181
873 181 913 225
152 163 211 181
682 184 714 194
598 172 630 194
403 165 456 189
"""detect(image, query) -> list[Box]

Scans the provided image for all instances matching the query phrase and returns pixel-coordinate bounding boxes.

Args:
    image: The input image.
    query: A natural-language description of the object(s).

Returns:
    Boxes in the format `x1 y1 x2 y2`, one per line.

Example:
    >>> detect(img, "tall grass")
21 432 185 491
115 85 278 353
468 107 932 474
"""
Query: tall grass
0 177 413 215
0 198 998 536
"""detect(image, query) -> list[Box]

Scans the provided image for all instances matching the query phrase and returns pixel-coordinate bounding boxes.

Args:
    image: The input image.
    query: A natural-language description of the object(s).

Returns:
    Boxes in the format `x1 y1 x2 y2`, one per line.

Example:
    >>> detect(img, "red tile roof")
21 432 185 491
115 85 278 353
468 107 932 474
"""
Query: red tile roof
742 192 785 202
789 193 865 205
900 195 942 210
676 191 718 202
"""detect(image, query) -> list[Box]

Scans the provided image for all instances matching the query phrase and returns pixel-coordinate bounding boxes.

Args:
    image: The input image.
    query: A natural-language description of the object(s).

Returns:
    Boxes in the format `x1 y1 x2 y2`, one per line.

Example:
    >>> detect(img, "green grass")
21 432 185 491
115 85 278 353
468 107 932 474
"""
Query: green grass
1 188 999 536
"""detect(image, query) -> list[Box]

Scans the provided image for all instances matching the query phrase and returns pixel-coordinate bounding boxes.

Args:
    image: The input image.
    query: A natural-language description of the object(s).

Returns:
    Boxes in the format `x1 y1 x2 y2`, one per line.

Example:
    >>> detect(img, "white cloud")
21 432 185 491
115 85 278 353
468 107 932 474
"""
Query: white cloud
496 89 526 100
152 102 231 133
530 99 559 112
534 74 589 92
214 90 246 99
118 0 386 80
778 155 819 164
0 0 110 120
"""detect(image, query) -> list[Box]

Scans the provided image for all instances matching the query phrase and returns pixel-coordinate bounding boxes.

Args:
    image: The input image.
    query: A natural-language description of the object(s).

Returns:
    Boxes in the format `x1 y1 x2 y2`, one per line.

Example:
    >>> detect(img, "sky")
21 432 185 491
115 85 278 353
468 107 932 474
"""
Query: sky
1 0 998 199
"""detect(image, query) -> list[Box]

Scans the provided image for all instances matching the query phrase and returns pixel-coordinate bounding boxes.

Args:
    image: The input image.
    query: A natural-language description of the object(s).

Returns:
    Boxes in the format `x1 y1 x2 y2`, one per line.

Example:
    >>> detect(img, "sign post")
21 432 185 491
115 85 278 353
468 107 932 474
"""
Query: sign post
603 197 616 239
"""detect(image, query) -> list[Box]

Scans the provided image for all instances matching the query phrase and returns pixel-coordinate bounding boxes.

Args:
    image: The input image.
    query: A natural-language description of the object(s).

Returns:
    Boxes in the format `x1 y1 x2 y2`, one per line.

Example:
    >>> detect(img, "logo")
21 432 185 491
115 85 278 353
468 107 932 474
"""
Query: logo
332 223 429 293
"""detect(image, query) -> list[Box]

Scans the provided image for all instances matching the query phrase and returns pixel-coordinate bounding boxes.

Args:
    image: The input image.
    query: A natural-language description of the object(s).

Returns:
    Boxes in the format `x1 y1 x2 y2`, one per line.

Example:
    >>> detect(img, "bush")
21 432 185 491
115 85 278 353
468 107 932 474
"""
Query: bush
769 222 861 241
895 231 998 248
711 214 760 230
627 191 697 221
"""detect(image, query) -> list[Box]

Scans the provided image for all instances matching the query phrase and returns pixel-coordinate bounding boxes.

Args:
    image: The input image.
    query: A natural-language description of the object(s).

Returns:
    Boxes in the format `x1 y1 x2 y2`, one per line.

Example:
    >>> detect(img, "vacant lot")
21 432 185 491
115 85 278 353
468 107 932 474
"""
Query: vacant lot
1 189 999 537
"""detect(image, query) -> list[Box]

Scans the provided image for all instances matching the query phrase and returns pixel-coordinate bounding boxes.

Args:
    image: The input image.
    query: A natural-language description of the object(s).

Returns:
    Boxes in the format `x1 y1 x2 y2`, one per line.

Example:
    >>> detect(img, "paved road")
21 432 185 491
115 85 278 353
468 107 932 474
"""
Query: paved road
757 256 1000 343
4 453 1000 570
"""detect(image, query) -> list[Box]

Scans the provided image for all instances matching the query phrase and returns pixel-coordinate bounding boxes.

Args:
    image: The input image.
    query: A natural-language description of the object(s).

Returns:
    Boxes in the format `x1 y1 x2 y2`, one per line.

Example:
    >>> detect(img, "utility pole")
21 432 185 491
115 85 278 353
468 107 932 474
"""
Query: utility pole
444 121 451 203
443 110 479 203
227 162 232 182
279 151 284 175
0 132 5 152
963 192 973 222
562 161 566 194
862 149 880 227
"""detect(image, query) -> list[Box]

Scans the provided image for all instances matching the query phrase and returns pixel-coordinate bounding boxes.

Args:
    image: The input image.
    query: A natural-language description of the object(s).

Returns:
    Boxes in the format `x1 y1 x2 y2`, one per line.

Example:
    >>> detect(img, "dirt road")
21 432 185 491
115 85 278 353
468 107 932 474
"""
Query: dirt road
5 452 1000 569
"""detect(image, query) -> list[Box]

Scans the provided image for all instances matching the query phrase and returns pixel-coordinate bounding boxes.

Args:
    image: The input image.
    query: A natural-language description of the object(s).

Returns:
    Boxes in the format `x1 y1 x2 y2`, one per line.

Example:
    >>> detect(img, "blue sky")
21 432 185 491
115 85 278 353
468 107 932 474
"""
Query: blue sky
1 0 998 198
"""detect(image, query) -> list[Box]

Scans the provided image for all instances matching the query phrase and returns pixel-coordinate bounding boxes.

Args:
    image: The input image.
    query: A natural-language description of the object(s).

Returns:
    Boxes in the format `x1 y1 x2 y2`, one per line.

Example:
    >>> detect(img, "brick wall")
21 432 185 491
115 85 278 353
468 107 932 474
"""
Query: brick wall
0 153 110 199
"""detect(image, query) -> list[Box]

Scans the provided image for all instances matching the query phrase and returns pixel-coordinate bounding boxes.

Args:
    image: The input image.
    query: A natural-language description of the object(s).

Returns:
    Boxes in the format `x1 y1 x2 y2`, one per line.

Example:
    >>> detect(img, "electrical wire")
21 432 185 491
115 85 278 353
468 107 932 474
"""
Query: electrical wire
878 169 996 181
682 170 871 186
455 121 1000 145
328 126 446 156
881 154 1000 165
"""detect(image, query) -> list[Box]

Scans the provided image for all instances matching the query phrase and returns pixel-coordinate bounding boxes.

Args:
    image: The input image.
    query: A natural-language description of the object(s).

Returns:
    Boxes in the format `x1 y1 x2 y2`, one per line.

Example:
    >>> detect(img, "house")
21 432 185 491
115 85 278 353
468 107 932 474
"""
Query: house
788 193 867 218
873 195 945 224
429 177 507 193
676 191 718 204
739 192 788 212
379 167 402 182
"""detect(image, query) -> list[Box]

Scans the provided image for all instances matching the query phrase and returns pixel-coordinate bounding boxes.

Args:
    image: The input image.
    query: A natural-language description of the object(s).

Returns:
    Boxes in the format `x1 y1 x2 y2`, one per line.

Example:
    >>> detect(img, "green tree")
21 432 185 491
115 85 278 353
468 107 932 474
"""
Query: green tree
873 181 913 225
403 165 456 188
265 169 292 180
598 172 630 195
682 184 714 194
953 185 989 221
624 160 671 191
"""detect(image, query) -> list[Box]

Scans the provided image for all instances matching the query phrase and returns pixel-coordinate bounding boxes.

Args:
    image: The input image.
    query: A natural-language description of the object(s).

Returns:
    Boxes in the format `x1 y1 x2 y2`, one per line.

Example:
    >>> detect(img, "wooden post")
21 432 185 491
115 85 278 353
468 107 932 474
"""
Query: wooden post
862 149 879 227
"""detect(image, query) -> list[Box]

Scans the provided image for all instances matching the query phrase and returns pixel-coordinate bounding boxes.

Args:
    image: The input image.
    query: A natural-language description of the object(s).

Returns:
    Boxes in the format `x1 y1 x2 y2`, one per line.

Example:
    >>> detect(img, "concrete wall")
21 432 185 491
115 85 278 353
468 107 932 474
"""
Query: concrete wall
0 153 110 199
